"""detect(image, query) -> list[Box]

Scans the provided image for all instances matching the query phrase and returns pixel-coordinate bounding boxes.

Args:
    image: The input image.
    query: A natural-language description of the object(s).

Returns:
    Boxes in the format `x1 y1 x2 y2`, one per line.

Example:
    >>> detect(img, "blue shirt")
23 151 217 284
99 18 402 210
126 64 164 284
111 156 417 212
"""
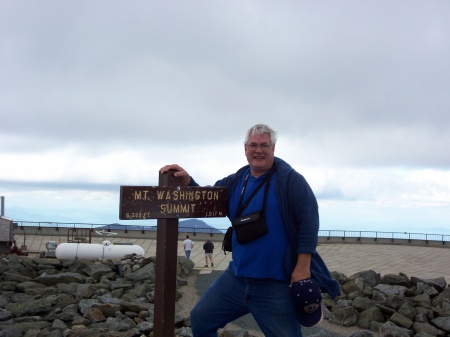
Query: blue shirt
192 157 341 298
229 168 290 281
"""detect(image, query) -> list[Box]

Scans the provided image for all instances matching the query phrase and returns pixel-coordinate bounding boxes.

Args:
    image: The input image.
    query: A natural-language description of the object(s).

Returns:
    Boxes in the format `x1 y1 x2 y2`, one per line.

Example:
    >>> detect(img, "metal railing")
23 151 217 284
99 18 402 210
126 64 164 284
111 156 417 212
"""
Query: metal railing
318 230 450 243
14 220 158 231
12 220 450 243
12 220 224 234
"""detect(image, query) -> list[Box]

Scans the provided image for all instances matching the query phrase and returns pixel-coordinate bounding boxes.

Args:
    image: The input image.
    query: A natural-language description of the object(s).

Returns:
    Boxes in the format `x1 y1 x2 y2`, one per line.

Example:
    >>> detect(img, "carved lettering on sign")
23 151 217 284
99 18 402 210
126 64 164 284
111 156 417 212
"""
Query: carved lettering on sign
119 186 227 219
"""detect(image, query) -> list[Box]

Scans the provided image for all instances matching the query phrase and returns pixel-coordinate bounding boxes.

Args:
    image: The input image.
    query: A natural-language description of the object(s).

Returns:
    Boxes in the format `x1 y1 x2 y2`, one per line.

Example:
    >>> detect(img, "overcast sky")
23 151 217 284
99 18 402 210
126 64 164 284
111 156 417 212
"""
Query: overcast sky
1 1 449 234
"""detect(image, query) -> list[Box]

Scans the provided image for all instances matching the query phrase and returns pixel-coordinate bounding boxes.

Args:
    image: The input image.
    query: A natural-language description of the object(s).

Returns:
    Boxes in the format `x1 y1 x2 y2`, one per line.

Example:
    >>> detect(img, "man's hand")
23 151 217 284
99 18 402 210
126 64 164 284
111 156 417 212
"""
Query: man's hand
159 164 191 186
290 253 312 286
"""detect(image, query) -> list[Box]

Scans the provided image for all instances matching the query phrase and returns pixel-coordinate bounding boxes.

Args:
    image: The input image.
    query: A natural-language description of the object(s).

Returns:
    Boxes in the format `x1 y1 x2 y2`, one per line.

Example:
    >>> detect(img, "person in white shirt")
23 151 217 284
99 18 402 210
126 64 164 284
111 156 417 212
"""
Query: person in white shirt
183 235 194 260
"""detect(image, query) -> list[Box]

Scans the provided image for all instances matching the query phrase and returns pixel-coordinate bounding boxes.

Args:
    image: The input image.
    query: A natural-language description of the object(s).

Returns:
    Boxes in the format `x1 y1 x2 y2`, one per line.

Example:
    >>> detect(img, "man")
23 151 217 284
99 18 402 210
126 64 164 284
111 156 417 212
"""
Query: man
160 124 339 337
183 235 193 260
203 239 214 268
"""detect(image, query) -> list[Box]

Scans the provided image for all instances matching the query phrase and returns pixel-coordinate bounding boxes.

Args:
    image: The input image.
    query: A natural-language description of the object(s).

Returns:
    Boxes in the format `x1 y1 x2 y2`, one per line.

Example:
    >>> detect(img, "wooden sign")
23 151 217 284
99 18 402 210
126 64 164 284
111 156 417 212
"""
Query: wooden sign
119 185 227 220
119 172 227 337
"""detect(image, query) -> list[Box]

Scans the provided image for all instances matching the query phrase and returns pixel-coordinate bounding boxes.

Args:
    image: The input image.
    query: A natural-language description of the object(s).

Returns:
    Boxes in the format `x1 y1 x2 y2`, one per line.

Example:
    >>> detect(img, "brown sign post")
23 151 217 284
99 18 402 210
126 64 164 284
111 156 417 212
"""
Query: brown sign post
119 171 227 337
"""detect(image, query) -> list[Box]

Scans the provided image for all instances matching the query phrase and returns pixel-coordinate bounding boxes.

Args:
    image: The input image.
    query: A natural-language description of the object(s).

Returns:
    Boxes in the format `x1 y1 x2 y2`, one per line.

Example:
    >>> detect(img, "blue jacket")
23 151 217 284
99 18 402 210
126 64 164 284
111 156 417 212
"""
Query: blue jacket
190 157 340 298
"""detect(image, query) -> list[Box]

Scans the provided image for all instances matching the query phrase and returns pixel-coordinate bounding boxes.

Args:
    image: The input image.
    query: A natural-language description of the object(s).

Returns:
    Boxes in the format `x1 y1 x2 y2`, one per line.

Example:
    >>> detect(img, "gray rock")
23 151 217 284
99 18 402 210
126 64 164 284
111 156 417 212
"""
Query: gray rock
397 301 416 321
376 304 396 317
91 302 122 317
179 326 193 336
374 284 407 298
0 281 16 292
416 282 439 297
120 300 153 313
332 299 353 311
412 321 446 336
52 318 67 330
124 262 155 283
15 281 46 293
410 293 431 306
352 296 379 311
178 257 195 277
348 331 374 337
431 287 450 307
83 307 106 323
357 306 385 329
56 303 79 321
0 308 13 320
34 258 62 268
369 320 384 333
347 291 365 301
379 321 410 337
35 272 86 286
75 283 95 299
1 271 32 283
431 316 450 333
411 276 447 293
383 295 406 311
382 273 411 287
78 298 100 315
10 292 34 303
413 332 435 337
178 276 189 286
342 278 364 294
329 306 359 327
350 270 382 287
388 312 413 329
67 327 103 337
0 321 51 337
5 297 53 317
122 282 151 301
84 262 114 280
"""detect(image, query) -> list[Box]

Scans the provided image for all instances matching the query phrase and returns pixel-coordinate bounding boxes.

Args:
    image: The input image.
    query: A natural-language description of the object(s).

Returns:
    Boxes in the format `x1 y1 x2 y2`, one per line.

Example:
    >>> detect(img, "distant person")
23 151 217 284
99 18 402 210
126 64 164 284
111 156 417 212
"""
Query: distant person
203 239 214 267
160 123 339 337
10 239 24 255
183 235 193 260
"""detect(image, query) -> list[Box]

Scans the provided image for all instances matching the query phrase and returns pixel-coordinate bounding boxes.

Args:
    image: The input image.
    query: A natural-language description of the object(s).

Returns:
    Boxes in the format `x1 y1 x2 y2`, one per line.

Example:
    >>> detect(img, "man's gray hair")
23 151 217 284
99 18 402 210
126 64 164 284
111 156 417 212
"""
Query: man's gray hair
245 124 278 145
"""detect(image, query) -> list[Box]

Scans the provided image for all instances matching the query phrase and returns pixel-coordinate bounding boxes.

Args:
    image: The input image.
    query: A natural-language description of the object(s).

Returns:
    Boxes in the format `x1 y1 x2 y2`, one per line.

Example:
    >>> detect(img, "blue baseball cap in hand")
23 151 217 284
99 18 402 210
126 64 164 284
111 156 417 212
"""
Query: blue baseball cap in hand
290 278 323 327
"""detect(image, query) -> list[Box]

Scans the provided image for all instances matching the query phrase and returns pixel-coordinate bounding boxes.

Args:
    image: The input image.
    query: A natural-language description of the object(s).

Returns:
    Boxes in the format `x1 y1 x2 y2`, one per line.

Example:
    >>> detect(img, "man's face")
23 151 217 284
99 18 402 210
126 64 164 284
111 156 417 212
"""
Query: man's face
244 132 275 177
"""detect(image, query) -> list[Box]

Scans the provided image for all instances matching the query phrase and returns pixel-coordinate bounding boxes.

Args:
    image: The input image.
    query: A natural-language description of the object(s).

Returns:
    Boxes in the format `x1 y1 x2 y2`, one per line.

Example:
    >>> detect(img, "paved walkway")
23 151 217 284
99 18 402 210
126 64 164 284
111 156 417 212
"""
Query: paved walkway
14 234 450 282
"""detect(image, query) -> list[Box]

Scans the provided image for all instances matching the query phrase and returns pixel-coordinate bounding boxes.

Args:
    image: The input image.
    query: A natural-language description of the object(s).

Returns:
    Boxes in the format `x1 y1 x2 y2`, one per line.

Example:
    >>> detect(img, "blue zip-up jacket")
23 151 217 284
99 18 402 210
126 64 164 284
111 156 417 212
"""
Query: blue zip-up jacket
189 157 340 298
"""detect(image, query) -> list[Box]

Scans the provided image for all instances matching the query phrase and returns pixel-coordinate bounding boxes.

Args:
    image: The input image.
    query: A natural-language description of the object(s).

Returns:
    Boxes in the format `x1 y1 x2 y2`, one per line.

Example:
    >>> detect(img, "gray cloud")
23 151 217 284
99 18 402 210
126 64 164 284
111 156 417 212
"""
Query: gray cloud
1 0 450 232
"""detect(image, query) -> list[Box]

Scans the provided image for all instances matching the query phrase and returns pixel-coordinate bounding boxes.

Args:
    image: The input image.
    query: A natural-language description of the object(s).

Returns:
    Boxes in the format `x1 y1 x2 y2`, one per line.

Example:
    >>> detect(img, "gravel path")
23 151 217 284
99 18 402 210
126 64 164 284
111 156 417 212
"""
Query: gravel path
177 269 376 337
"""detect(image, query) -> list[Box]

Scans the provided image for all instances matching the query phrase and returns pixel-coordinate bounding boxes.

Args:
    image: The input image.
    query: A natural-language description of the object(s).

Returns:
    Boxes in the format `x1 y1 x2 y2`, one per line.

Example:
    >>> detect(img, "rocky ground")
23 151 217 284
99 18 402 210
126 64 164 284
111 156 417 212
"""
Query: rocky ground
2 253 448 336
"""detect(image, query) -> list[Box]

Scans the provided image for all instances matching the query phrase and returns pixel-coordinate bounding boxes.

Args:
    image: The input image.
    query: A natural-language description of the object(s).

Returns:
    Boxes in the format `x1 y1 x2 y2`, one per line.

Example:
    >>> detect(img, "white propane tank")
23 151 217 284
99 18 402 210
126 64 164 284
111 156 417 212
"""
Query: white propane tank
55 241 144 260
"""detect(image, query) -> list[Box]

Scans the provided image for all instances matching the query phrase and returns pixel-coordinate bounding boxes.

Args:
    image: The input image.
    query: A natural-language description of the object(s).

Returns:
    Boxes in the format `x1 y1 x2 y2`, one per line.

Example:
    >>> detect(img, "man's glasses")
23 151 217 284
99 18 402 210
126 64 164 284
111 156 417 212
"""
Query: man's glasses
246 143 272 150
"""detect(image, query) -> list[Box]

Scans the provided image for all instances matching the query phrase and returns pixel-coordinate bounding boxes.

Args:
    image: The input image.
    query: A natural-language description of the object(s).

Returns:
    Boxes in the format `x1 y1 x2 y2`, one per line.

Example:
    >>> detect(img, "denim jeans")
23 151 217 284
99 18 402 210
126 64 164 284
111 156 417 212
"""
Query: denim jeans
190 267 302 337
185 250 191 259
